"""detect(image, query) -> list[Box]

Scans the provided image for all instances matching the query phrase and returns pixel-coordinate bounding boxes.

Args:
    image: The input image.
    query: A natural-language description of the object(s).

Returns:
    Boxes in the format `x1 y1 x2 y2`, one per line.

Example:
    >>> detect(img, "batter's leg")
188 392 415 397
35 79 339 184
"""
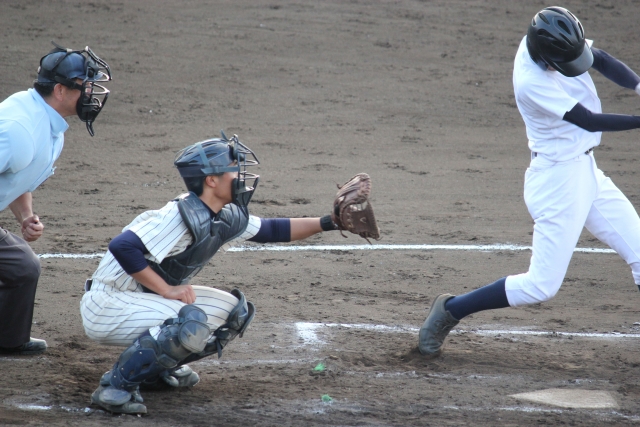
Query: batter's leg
506 154 597 306
584 170 640 286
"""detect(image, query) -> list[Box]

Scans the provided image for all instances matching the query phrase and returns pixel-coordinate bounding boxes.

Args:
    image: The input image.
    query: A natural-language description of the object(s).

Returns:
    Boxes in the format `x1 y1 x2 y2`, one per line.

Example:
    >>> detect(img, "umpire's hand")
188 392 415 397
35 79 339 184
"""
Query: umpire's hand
22 215 44 242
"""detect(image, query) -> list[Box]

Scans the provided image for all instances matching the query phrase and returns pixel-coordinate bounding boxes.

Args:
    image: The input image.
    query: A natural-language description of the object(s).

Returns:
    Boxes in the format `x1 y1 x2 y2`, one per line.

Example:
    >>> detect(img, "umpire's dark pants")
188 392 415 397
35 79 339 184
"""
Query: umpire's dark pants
0 228 41 347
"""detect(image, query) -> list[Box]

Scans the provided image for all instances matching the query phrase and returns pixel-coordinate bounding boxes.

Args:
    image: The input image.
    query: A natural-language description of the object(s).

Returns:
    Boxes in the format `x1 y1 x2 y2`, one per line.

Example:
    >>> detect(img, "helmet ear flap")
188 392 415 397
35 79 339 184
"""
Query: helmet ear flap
526 34 549 72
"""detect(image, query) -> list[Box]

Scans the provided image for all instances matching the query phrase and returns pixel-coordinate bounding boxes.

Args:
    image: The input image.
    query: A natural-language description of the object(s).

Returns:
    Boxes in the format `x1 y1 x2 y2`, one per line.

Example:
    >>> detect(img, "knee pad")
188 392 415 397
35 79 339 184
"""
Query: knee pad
109 304 211 391
205 289 256 358
158 304 211 357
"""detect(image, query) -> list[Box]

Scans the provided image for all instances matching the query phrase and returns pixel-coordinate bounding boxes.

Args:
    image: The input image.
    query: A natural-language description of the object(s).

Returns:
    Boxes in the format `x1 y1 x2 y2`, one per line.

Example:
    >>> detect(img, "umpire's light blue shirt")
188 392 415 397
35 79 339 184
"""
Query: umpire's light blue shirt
0 88 68 212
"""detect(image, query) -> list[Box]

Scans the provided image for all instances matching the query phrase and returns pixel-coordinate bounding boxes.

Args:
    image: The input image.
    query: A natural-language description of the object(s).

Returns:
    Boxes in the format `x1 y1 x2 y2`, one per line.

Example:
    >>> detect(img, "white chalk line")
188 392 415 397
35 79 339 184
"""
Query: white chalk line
226 243 615 254
39 253 103 259
8 402 91 413
36 243 617 259
295 322 640 346
194 357 317 367
12 400 634 420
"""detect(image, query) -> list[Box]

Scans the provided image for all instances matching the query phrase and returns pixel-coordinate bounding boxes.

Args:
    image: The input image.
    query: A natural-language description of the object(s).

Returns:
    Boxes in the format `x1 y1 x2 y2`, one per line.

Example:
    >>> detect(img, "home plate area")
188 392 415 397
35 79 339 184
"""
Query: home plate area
2 319 639 425
187 321 640 421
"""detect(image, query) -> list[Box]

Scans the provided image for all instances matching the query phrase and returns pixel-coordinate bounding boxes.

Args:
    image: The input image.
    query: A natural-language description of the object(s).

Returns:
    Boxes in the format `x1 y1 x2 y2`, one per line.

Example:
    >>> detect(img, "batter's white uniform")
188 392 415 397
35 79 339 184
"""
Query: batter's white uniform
80 200 261 346
505 36 640 306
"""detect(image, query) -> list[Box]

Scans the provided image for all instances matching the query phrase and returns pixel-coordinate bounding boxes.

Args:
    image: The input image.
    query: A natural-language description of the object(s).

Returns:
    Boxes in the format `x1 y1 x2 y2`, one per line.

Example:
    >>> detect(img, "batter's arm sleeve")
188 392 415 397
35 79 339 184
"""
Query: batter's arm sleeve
108 230 151 274
563 102 640 132
591 48 640 90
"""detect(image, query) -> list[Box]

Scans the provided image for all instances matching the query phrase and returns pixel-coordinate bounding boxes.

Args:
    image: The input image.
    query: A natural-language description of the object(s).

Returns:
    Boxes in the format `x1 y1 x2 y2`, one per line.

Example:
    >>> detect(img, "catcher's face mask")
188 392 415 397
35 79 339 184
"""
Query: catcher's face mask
175 131 260 208
37 41 112 136
225 133 260 209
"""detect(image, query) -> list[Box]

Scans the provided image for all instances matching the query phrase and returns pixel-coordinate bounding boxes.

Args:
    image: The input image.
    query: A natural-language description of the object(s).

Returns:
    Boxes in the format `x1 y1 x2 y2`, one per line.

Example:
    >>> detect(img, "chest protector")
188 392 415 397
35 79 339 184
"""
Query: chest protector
147 192 249 287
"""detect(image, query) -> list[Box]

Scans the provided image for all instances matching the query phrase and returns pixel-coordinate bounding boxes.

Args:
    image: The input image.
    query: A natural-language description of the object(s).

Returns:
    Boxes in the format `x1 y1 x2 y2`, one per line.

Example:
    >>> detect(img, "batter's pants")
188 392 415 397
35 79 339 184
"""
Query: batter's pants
80 283 240 346
0 228 41 347
506 151 640 306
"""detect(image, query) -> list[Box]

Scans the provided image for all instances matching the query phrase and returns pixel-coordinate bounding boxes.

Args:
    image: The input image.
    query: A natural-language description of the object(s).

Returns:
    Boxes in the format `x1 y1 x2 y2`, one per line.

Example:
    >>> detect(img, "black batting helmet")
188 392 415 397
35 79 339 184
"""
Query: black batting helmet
174 131 260 208
526 7 593 77
37 41 112 136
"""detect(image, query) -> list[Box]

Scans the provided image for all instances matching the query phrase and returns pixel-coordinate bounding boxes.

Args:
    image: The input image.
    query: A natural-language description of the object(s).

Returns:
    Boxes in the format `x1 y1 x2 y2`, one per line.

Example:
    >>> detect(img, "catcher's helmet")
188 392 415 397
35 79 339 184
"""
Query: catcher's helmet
37 41 112 136
526 7 593 77
175 131 260 208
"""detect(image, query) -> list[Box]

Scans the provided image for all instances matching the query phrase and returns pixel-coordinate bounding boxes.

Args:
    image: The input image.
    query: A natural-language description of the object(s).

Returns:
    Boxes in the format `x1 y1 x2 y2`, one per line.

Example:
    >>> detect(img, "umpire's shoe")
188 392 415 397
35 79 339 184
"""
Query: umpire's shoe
418 294 459 357
0 337 47 356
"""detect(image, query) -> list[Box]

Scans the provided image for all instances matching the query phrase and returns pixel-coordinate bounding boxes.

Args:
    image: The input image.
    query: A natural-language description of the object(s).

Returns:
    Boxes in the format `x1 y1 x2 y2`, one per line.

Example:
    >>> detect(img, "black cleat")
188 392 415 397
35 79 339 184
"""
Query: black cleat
0 338 47 355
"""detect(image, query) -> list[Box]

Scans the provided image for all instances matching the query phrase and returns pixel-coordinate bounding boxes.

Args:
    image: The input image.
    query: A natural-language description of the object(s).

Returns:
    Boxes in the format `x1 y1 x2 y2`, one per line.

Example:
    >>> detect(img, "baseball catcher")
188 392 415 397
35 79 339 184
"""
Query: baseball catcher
80 132 380 415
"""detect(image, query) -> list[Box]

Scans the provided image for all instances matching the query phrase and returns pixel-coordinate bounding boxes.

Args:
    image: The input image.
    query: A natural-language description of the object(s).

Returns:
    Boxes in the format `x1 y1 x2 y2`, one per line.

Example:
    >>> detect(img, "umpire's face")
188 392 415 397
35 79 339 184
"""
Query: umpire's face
54 78 84 118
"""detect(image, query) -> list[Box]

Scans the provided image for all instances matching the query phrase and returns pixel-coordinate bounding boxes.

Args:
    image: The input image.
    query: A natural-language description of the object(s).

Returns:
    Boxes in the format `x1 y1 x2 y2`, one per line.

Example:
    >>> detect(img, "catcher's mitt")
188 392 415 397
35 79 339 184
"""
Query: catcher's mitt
331 173 380 243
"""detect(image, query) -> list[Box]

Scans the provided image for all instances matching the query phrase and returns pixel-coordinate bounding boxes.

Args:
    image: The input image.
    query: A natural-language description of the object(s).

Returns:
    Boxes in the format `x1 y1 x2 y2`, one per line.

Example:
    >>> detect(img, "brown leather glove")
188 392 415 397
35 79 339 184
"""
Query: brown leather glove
330 173 380 244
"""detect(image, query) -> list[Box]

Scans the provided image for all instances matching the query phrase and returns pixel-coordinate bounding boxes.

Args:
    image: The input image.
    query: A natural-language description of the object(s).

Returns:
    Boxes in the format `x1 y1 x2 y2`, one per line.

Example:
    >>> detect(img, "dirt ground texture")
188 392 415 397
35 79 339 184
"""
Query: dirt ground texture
2 0 640 425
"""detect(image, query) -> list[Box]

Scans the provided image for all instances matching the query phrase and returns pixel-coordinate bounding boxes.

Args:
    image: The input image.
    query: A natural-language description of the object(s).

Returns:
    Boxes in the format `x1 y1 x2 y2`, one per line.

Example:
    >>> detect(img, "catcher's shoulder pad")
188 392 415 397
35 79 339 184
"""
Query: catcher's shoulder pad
331 173 380 243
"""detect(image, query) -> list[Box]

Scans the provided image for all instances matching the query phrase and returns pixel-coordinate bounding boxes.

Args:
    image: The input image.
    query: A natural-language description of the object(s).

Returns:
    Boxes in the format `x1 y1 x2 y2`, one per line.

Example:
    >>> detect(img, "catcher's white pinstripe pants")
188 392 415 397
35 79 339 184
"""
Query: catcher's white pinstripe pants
80 282 239 346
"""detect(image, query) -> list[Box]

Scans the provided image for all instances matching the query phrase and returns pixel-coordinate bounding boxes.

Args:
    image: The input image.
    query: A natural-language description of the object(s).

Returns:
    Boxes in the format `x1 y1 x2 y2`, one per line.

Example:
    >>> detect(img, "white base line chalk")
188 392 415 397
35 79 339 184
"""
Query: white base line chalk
36 243 616 259
295 322 640 346
227 243 616 254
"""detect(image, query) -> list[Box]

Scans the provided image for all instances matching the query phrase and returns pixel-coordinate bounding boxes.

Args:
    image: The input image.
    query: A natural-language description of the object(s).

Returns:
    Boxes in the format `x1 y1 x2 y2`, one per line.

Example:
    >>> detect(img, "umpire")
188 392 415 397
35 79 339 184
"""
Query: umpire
0 42 111 355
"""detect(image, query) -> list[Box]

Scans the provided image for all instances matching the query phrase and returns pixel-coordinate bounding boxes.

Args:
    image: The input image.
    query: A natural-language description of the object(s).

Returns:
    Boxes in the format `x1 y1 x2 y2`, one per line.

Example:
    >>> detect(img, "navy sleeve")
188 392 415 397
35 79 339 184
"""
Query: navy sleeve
108 230 150 274
563 102 640 132
591 48 640 90
248 218 291 243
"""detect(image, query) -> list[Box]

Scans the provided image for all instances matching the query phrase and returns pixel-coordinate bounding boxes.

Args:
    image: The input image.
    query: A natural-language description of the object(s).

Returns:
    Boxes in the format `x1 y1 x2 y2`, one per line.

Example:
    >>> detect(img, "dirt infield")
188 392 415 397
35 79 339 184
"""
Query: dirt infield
2 0 640 425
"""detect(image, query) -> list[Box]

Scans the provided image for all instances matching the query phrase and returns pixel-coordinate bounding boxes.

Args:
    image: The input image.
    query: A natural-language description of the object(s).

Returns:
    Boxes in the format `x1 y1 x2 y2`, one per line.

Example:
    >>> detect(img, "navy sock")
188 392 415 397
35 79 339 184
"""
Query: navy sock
444 277 509 321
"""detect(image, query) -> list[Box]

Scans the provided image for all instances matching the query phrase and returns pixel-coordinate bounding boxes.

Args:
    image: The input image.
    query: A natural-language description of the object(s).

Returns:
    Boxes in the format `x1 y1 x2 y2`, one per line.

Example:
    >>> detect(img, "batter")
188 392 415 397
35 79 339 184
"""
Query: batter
419 6 640 356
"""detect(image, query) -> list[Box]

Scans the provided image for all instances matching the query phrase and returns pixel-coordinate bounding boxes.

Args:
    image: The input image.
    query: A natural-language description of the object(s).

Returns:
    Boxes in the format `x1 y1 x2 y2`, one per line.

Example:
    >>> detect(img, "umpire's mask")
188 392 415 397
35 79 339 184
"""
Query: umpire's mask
37 41 112 136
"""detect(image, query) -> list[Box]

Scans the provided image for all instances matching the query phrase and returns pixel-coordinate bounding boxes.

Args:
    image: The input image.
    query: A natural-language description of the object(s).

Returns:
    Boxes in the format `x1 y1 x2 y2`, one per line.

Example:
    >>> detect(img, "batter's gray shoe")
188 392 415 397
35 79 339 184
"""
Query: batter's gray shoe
418 294 459 357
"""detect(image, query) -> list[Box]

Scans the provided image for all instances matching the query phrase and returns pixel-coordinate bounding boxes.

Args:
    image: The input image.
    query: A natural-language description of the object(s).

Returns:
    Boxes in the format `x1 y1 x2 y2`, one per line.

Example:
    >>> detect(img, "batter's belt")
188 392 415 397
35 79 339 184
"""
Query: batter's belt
531 147 594 158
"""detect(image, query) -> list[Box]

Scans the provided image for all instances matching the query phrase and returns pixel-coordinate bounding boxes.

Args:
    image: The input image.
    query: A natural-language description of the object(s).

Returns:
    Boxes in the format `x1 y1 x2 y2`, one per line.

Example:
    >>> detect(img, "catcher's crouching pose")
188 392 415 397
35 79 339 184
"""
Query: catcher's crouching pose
80 133 379 415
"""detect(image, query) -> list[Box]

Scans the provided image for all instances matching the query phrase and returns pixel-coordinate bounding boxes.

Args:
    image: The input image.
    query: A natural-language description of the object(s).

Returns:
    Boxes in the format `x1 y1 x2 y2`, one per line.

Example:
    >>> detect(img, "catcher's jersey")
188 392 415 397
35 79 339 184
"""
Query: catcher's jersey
89 200 261 293
513 36 601 161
